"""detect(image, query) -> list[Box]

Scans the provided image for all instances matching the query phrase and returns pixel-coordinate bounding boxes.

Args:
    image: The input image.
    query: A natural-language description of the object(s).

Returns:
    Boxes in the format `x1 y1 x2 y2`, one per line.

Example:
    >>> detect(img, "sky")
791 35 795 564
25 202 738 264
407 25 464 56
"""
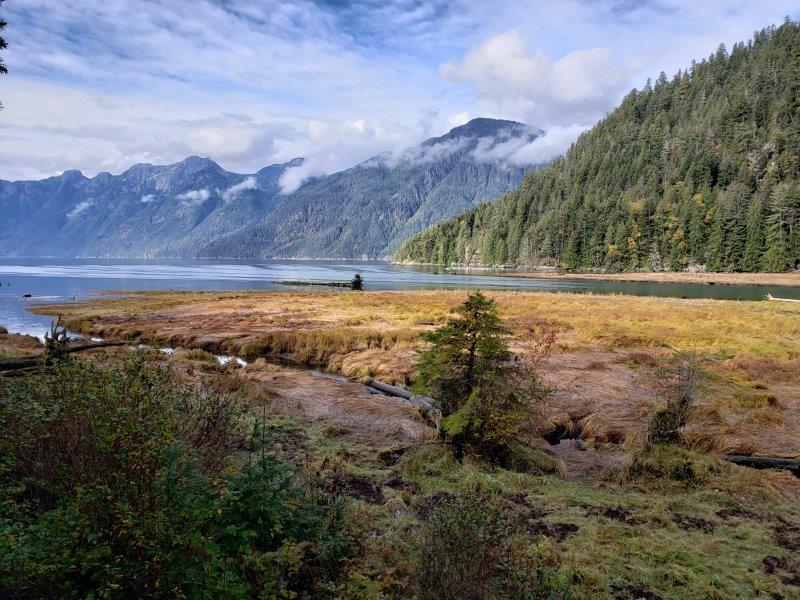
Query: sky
1 0 798 186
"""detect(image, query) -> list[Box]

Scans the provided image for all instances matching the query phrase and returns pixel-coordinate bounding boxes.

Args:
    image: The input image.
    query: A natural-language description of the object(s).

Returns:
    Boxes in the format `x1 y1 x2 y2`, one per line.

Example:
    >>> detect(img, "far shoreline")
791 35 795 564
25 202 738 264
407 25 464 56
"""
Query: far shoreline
500 270 800 287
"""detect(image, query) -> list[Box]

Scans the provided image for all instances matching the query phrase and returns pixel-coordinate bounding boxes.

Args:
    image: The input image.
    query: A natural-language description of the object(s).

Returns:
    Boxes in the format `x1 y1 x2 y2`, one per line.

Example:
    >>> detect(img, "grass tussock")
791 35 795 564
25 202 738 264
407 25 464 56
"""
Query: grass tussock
622 444 729 484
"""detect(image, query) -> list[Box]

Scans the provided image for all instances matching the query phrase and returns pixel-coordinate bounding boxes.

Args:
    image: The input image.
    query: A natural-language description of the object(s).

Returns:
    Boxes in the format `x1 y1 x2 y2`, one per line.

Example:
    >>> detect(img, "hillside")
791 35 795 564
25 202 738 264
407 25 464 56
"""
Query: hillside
198 118 541 259
0 118 541 259
396 21 800 272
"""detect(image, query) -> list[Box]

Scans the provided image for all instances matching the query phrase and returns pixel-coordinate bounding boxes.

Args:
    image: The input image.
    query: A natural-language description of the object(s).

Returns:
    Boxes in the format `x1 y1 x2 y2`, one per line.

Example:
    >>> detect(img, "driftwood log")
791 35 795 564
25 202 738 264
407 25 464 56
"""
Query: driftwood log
364 377 438 413
0 341 126 372
724 455 800 477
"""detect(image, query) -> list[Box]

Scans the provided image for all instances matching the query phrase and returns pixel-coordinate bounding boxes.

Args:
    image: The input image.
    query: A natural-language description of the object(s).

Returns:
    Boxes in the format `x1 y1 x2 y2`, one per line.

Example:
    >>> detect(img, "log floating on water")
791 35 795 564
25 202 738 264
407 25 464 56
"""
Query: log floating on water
724 454 800 477
765 293 800 302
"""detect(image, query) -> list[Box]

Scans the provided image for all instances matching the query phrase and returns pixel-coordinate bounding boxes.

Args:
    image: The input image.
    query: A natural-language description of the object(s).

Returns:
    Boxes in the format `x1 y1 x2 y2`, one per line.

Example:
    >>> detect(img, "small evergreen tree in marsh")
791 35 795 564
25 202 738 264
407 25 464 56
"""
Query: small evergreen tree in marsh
350 272 364 291
414 292 552 463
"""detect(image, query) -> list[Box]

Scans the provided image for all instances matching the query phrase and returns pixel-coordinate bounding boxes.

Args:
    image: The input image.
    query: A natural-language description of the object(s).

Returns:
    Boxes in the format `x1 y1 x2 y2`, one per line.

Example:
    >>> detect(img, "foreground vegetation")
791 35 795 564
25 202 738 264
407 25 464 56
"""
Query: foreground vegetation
397 21 800 272
1 347 798 598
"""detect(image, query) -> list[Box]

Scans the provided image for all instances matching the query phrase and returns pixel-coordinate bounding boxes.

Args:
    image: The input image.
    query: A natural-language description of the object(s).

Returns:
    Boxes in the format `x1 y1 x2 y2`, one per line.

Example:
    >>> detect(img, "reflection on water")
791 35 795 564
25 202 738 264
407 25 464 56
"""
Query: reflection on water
1 258 798 338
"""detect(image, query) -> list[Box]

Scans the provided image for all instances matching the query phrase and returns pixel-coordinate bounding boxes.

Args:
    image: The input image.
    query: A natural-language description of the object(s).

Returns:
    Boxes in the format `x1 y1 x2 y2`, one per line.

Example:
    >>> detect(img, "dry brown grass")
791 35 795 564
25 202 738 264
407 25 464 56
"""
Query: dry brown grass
33 289 800 361
31 289 800 458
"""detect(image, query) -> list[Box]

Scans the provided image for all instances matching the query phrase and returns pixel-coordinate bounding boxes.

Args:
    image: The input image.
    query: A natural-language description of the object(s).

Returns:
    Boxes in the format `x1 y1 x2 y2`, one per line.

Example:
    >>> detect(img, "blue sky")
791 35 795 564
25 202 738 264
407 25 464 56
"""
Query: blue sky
1 0 798 183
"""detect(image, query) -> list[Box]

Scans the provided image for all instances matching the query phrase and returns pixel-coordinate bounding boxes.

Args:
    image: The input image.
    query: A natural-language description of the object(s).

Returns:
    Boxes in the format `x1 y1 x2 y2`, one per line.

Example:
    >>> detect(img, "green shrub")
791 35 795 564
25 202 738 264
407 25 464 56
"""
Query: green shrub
413 494 573 600
0 355 348 598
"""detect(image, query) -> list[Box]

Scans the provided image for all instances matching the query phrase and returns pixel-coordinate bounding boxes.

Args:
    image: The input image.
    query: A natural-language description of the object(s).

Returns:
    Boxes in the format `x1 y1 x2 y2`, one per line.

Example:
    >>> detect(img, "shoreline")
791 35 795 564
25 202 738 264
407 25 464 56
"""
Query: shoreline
472 269 800 287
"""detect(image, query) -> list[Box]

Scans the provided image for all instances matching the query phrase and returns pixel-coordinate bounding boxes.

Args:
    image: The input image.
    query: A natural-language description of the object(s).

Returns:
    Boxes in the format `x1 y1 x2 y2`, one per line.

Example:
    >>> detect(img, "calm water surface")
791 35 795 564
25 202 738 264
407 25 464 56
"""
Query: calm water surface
1 258 798 338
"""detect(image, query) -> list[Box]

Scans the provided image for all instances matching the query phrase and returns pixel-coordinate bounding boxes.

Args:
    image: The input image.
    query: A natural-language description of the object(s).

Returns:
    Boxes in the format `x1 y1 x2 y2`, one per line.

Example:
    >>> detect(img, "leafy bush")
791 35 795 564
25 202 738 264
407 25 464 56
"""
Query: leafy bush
0 355 348 598
413 494 573 600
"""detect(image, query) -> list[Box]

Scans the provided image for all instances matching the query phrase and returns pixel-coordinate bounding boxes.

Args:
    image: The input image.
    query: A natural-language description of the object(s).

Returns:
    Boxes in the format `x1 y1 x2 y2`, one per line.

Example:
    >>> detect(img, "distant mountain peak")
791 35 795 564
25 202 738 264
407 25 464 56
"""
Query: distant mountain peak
175 156 222 172
426 118 541 146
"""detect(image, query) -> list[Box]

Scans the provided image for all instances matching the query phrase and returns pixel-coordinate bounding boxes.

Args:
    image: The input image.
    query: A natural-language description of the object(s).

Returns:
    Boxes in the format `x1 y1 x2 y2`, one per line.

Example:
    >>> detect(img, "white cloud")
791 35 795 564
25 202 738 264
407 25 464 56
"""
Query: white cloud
175 189 210 205
66 200 93 218
441 30 628 126
278 118 421 193
471 124 587 166
140 193 156 203
388 138 470 168
222 176 257 201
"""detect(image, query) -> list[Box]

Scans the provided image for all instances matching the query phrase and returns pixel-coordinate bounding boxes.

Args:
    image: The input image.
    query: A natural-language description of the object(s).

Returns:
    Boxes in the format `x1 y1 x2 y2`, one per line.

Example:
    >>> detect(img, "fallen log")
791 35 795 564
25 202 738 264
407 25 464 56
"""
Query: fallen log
364 377 438 412
724 454 800 477
0 341 126 371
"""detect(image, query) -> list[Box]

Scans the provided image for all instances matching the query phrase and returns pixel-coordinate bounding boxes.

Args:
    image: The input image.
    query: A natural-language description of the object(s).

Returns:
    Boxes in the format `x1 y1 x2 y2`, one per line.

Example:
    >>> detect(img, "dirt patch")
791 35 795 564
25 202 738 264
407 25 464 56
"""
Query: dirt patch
672 514 715 532
383 475 406 490
584 505 642 525
762 555 800 586
378 445 410 466
771 517 800 551
523 520 579 542
327 473 384 504
414 491 455 520
611 585 663 599
716 506 758 521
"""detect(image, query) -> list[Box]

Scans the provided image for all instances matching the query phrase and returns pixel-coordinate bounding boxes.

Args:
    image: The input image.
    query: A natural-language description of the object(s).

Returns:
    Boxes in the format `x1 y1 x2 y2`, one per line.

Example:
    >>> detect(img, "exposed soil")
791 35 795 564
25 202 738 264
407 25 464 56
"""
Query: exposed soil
672 514 715 532
762 555 800 586
584 505 642 525
523 520 579 542
716 506 758 521
771 517 800 551
611 585 663 600
329 473 384 504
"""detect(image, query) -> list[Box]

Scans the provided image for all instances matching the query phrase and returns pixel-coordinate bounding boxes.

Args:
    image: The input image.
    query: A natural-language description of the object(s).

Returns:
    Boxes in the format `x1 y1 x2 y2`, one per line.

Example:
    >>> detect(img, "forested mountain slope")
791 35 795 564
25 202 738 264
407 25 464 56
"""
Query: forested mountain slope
396 21 800 272
198 118 541 259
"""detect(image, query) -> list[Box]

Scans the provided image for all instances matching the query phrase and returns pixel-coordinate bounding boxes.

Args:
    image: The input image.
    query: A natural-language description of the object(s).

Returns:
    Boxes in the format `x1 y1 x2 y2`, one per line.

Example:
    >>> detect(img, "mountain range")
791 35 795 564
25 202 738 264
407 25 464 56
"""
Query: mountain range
397 22 800 272
0 118 541 259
